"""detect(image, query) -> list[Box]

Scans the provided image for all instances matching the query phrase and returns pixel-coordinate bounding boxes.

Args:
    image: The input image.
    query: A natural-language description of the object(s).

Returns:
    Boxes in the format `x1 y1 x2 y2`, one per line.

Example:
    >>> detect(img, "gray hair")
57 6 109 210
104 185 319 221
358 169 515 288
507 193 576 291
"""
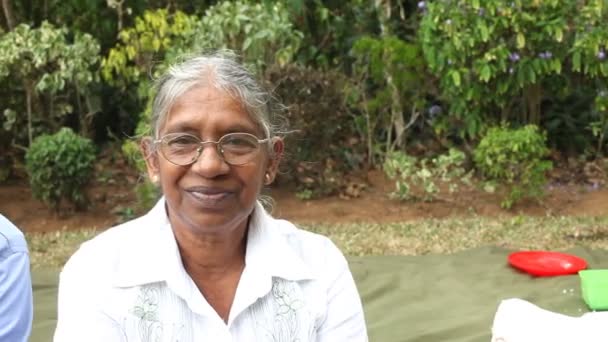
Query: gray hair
150 51 283 146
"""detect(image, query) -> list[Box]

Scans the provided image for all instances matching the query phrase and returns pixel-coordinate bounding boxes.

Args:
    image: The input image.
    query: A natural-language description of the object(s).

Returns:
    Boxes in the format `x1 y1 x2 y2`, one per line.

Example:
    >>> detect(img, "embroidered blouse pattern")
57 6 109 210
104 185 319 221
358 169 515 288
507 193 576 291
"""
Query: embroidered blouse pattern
118 279 317 342
248 278 317 342
123 284 186 342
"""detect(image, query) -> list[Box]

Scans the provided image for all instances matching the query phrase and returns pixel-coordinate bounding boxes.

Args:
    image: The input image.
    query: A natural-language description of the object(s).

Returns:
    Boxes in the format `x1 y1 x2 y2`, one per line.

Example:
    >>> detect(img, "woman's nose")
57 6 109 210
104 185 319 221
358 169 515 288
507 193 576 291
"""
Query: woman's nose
190 144 230 177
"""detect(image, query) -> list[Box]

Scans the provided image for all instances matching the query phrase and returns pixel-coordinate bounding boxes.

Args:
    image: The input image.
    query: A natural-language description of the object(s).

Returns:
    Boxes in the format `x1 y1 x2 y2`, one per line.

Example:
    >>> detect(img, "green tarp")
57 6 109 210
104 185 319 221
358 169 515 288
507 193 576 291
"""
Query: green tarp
31 246 608 342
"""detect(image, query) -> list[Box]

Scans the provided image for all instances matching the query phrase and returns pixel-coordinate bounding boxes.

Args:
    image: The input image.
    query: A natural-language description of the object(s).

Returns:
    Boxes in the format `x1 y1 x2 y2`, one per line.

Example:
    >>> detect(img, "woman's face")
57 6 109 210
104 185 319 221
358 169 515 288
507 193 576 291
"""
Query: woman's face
143 85 282 235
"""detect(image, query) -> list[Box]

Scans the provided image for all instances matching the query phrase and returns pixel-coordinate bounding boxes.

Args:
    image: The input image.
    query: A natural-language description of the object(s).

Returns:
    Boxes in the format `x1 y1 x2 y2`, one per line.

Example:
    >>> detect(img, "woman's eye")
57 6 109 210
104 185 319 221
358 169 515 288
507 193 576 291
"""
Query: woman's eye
223 137 256 148
168 136 197 146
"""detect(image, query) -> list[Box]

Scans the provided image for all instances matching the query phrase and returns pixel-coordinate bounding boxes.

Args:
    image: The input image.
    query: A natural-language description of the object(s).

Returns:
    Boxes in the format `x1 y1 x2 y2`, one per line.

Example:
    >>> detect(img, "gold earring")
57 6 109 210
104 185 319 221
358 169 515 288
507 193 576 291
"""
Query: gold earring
264 173 271 184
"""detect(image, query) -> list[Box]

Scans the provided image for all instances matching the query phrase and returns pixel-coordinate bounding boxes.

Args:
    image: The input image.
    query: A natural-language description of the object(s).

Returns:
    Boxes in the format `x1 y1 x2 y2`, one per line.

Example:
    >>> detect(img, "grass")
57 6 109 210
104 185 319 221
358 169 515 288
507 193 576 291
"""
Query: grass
306 215 608 256
26 215 608 269
27 229 100 269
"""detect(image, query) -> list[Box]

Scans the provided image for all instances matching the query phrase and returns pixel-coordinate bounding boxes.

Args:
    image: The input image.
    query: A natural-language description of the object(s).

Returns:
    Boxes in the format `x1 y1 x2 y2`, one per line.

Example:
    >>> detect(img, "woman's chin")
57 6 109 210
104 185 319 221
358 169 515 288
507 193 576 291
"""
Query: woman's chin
175 203 248 235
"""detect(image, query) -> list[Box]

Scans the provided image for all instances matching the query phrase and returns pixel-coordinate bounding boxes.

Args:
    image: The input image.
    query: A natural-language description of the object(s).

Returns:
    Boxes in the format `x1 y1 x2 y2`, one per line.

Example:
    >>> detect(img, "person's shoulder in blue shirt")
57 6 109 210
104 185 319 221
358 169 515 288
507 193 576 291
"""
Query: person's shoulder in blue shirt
0 214 33 342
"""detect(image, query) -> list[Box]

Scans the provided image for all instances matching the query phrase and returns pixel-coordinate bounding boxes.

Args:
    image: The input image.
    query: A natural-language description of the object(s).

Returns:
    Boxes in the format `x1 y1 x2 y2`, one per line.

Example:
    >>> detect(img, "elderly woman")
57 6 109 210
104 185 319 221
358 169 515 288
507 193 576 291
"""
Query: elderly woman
53 52 368 341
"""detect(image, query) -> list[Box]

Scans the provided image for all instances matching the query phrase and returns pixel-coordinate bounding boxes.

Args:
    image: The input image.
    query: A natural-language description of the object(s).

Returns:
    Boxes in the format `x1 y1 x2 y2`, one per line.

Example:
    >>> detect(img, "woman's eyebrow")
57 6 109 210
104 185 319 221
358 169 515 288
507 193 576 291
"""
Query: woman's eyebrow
163 122 261 136
163 123 198 134
223 123 259 134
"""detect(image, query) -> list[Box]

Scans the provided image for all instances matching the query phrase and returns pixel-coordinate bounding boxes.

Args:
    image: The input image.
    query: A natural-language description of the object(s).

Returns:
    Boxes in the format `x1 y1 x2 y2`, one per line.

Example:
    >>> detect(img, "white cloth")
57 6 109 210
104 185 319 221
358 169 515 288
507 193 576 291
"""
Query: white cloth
53 198 368 342
490 298 608 342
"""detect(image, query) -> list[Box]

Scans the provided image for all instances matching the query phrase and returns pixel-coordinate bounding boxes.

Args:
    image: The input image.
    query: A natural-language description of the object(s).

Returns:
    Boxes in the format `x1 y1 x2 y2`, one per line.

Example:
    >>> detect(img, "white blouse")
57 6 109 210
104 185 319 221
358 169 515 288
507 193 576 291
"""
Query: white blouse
53 198 368 342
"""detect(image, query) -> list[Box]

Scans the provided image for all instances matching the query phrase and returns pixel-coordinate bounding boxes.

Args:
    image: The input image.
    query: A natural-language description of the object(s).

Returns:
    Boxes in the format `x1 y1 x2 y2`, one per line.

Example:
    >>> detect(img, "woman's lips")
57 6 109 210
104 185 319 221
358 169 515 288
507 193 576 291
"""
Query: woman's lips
184 186 233 208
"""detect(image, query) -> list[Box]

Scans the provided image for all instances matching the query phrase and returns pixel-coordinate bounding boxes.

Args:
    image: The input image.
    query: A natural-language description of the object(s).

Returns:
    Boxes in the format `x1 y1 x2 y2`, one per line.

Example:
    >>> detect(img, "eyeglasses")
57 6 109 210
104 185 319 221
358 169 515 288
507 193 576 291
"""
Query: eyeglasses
154 132 269 166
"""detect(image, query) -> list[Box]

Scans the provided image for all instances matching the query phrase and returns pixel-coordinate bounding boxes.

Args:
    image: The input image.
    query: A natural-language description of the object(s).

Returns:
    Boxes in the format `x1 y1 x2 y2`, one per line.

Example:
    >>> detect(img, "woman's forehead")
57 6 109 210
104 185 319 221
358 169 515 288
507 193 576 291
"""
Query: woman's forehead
161 85 261 135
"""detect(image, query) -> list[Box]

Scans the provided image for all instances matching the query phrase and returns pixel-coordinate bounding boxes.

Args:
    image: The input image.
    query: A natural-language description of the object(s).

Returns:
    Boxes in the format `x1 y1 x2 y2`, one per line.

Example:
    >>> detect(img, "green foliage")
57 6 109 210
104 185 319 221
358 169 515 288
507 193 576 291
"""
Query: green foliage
570 1 608 78
120 137 160 213
348 35 427 165
35 0 118 49
542 83 598 154
121 94 156 173
279 0 379 68
134 180 161 213
25 127 96 211
590 90 608 156
0 21 100 144
473 125 553 209
383 148 471 202
295 189 314 201
101 9 198 92
120 104 160 213
102 2 302 92
419 0 608 139
189 1 303 71
265 64 362 198
383 151 417 200
121 136 146 172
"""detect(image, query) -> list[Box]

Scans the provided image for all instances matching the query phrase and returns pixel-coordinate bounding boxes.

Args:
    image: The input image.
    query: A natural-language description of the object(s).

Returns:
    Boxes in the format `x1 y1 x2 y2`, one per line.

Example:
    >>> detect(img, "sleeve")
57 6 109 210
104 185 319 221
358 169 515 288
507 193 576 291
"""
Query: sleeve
0 251 33 342
53 248 126 342
316 241 368 342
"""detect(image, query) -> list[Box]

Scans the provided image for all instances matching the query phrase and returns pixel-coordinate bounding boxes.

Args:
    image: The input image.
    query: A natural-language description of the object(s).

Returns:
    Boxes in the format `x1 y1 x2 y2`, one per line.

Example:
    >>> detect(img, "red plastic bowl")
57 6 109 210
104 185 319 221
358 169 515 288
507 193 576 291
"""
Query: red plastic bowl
508 251 588 276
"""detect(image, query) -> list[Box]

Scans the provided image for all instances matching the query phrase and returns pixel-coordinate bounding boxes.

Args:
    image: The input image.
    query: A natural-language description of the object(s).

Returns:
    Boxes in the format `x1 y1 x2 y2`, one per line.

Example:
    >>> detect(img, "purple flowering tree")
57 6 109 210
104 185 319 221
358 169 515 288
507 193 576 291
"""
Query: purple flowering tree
419 0 608 141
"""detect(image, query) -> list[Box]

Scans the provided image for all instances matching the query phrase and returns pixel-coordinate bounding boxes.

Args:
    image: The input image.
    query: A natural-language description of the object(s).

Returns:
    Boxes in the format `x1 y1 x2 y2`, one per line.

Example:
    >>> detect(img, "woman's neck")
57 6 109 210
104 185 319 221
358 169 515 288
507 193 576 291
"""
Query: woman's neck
172 220 248 278
171 218 248 323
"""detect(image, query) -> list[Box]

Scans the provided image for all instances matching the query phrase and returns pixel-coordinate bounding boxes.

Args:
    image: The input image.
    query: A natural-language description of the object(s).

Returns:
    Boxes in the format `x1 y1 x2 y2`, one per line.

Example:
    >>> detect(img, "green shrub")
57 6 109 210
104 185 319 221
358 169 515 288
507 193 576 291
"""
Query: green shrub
134 179 161 213
473 125 553 209
187 1 302 72
383 151 417 201
265 64 363 198
25 127 96 211
0 21 100 146
119 137 160 213
383 148 472 202
590 89 608 156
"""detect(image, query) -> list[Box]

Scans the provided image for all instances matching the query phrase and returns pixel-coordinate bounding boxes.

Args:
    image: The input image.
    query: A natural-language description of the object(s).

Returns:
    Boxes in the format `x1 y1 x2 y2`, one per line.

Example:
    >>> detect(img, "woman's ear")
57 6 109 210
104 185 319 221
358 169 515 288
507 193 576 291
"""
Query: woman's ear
264 137 284 185
140 137 160 184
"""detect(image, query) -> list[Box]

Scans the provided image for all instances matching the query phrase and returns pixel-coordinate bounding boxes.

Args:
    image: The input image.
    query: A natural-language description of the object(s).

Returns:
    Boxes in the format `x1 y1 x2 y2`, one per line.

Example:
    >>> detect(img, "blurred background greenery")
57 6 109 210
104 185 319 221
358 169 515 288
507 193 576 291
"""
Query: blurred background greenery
2 0 608 213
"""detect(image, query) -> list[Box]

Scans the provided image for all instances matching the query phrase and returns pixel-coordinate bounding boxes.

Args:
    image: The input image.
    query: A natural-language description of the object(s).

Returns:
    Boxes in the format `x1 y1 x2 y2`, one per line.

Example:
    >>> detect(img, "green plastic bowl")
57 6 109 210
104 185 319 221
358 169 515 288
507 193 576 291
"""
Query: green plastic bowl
579 269 608 311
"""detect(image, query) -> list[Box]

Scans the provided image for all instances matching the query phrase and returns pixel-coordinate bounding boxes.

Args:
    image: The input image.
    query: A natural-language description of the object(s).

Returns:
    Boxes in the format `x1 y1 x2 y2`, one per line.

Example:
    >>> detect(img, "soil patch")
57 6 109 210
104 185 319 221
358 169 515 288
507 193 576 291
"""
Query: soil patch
2 169 608 233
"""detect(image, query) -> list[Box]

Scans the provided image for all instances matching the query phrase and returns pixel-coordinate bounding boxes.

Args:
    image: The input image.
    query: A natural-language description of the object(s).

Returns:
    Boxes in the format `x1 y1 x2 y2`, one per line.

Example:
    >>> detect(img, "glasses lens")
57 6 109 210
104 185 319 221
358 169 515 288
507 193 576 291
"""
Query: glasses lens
220 133 261 165
160 134 200 165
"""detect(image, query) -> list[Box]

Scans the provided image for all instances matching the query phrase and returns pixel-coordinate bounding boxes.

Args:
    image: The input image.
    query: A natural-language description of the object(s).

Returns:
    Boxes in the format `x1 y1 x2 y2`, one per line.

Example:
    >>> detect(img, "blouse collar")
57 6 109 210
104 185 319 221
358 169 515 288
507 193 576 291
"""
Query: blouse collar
112 197 316 289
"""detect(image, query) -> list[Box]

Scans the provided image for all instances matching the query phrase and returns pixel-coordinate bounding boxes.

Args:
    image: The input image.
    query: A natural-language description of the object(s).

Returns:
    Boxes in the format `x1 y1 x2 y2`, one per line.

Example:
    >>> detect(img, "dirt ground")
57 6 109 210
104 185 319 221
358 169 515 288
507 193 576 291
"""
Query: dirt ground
2 166 608 234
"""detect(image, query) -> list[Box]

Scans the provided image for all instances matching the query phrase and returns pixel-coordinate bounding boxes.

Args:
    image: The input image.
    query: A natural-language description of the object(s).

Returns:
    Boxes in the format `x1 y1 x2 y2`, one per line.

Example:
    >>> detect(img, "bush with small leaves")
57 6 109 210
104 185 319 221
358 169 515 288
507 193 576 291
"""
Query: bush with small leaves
25 127 96 211
383 148 472 202
474 125 553 209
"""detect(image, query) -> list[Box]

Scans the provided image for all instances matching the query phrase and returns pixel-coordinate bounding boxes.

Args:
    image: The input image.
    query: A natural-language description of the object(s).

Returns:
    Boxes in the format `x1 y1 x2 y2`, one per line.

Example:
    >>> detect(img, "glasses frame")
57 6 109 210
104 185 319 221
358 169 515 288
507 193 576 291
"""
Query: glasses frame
154 132 270 166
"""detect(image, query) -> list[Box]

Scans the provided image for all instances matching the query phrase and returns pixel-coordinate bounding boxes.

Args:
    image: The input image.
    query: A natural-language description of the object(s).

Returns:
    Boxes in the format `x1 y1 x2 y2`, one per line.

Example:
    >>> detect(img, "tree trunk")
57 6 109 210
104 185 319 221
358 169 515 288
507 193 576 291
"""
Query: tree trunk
359 77 375 166
375 0 406 153
25 82 33 145
1 0 16 30
387 70 406 150
117 0 124 31
524 83 542 125
75 82 95 138
366 104 374 166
